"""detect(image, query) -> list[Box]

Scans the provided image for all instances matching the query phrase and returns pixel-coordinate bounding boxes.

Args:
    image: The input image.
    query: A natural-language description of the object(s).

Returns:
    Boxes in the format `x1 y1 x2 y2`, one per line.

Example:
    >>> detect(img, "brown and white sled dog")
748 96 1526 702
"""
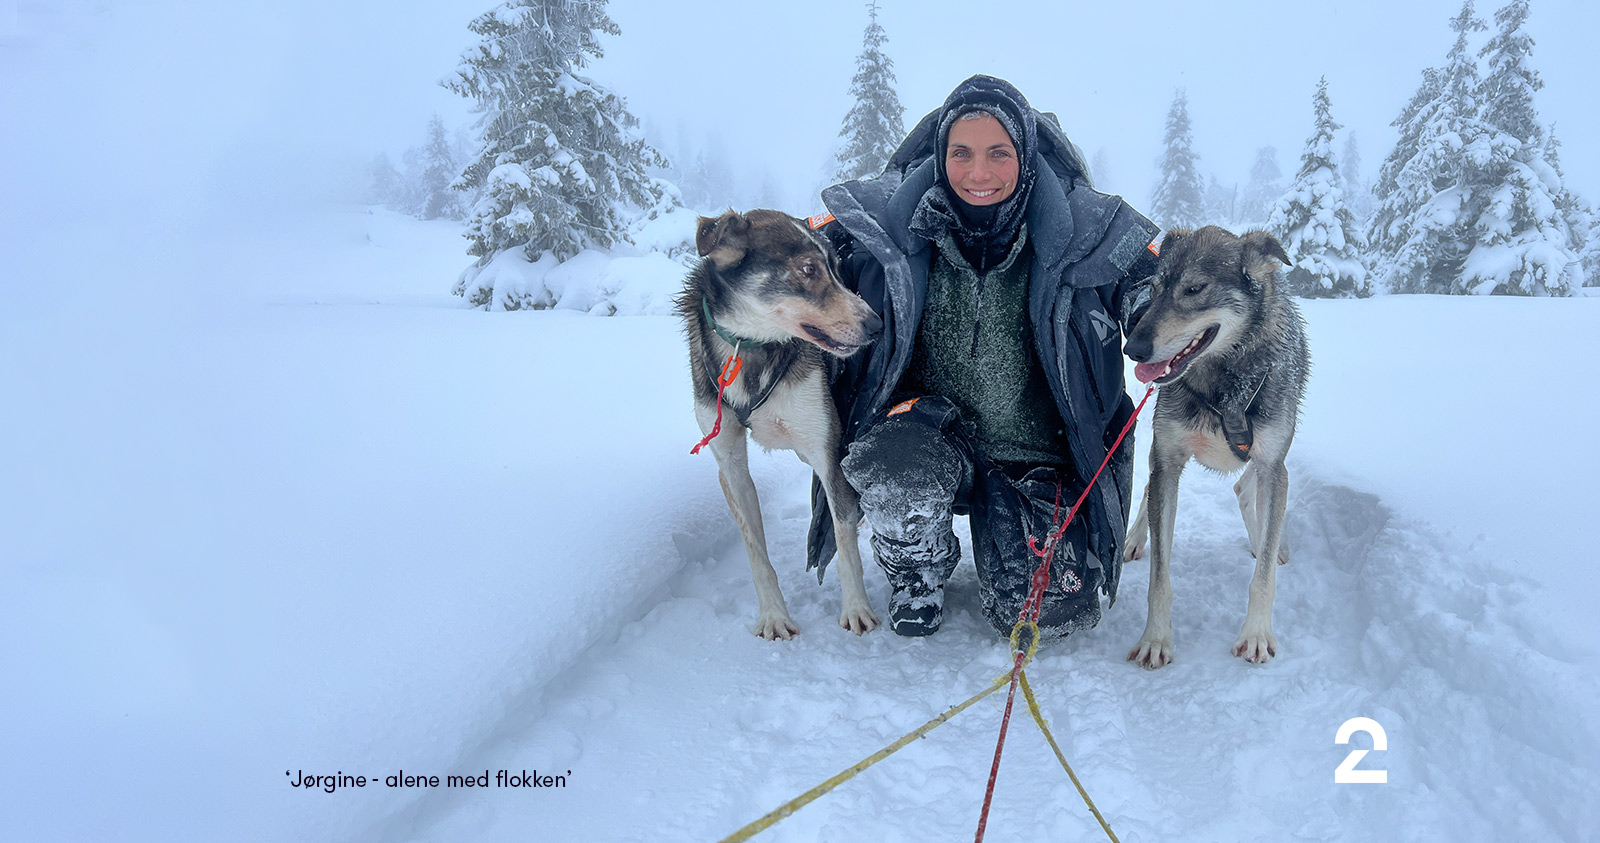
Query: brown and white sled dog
678 210 883 640
1121 226 1309 668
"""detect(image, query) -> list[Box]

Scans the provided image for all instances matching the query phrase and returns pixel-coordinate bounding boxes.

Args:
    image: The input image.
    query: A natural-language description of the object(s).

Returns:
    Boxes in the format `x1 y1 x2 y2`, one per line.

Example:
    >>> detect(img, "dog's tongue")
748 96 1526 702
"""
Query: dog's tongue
1134 359 1172 383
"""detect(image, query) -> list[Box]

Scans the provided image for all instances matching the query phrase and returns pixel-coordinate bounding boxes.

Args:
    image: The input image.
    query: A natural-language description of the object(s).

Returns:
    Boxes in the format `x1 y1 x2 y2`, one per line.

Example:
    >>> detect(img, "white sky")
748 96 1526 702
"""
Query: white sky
2 0 1596 225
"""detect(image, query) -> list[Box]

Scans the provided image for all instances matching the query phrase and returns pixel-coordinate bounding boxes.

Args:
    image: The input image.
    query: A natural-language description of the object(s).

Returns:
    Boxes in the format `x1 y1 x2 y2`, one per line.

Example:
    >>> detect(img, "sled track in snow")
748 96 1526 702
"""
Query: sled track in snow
363 461 1600 843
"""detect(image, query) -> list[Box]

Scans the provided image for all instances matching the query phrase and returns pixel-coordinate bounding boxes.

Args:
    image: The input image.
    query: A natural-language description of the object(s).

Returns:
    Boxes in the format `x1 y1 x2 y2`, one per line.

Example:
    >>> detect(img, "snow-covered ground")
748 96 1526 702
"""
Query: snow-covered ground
4 207 1598 843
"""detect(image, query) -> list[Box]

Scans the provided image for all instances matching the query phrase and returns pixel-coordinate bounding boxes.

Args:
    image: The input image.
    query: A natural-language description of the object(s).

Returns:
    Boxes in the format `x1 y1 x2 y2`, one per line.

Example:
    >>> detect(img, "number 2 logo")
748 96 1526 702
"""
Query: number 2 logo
1335 717 1388 784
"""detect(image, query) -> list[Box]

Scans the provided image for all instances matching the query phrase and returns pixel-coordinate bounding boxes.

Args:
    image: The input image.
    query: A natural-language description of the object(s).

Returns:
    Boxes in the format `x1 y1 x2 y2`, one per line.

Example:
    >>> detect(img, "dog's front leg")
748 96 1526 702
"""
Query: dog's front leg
817 459 879 635
702 411 798 640
792 394 878 636
1232 460 1286 663
1129 457 1182 669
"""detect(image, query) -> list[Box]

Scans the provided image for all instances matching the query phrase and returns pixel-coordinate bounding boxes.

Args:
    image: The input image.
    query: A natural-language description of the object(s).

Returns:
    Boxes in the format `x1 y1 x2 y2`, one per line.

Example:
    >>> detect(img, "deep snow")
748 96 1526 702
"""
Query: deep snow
3 208 1598 843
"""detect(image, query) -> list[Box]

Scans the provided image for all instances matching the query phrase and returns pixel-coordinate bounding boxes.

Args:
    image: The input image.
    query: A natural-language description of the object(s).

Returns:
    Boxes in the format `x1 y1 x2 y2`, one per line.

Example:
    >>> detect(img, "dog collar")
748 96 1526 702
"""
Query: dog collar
698 297 790 428
701 297 774 350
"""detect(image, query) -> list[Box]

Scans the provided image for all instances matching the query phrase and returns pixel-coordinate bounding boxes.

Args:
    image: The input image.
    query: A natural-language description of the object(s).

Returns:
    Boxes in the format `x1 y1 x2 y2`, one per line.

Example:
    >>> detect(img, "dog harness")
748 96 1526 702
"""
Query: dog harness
1193 370 1268 462
699 297 792 428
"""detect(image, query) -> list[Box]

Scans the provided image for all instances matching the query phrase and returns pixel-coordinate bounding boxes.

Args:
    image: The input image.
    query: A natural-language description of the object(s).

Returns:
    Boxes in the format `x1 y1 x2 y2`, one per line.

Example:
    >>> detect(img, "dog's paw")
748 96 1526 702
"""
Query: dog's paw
838 602 880 635
1127 636 1174 669
1123 533 1147 562
754 613 800 641
1231 624 1278 664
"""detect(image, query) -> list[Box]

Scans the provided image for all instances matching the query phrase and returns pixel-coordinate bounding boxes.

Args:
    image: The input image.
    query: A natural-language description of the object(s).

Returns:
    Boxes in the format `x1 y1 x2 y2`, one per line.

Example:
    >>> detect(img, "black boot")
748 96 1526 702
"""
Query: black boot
873 532 960 637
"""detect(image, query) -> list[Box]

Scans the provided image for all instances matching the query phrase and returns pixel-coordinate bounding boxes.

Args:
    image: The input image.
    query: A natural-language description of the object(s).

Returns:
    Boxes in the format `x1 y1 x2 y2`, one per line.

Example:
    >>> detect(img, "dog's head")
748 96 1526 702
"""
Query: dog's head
1122 226 1291 384
695 209 882 357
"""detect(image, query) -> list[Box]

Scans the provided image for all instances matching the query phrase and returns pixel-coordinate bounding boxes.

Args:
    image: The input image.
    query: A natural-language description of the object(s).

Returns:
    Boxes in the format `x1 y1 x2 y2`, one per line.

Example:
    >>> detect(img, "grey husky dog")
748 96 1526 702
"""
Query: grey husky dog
678 209 883 640
1121 226 1309 668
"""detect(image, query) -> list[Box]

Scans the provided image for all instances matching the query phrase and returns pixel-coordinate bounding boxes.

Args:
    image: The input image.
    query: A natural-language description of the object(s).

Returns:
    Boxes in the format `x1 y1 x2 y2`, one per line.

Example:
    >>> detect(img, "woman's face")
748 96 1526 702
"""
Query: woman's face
945 114 1019 206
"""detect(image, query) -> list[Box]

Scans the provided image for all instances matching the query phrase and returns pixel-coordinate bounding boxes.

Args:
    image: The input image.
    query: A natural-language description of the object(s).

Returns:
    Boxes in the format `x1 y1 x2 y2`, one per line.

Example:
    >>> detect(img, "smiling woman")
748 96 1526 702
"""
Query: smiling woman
810 74 1162 641
944 113 1019 206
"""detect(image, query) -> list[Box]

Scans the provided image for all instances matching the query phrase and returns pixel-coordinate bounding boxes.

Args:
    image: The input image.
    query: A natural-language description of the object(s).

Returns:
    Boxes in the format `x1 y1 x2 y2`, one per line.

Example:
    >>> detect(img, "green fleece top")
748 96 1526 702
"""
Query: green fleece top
901 225 1071 466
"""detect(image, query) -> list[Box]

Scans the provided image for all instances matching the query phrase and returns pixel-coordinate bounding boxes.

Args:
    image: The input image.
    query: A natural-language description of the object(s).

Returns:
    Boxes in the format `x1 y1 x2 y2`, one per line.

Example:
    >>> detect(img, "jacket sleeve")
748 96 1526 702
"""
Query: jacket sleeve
819 219 869 294
1107 212 1161 332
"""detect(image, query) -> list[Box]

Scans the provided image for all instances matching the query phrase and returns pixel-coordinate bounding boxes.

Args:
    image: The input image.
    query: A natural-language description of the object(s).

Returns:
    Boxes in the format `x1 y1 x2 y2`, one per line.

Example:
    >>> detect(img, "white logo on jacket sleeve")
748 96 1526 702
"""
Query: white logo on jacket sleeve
1089 308 1118 344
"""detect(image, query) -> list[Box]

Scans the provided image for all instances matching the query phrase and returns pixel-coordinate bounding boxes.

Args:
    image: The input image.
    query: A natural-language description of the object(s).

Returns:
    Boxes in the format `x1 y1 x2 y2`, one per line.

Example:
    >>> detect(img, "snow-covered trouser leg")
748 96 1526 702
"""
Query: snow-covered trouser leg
841 397 972 636
972 464 1102 642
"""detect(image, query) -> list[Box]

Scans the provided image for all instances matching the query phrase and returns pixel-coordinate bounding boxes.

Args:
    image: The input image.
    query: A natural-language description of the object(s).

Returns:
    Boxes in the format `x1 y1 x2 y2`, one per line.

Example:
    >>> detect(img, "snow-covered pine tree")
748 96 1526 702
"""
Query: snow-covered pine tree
1584 220 1600 288
420 114 462 221
1457 0 1580 295
686 145 730 212
450 126 481 211
366 152 404 208
1340 131 1374 223
1237 146 1284 226
1368 69 1441 294
1542 130 1599 287
1150 89 1205 230
1203 174 1238 225
833 1 905 182
398 145 428 216
446 0 666 306
1371 1 1487 294
1268 77 1371 298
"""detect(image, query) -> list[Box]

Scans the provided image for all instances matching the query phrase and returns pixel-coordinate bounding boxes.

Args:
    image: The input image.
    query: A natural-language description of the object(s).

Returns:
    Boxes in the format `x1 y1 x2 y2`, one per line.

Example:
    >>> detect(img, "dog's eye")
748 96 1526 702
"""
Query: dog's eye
800 262 817 278
1185 283 1206 296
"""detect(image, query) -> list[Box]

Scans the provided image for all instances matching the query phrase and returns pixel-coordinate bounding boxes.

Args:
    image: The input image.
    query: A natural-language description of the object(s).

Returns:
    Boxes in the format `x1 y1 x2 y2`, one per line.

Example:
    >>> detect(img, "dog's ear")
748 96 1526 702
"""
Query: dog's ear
1239 230 1291 295
1158 228 1191 257
1241 230 1292 269
696 211 751 267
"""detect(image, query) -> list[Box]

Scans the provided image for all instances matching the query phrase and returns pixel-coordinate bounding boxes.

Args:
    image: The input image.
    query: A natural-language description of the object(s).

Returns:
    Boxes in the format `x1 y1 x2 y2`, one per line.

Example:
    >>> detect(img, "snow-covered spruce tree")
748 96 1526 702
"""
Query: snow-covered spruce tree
1583 220 1600 287
1203 174 1238 225
1268 77 1371 298
1340 131 1374 223
1368 69 1440 294
446 0 666 307
398 145 428 216
1237 146 1284 226
1457 0 1579 295
685 144 733 211
1556 130 1600 285
420 114 462 221
366 152 404 208
1545 131 1600 286
1371 2 1487 294
1150 89 1205 231
833 1 905 182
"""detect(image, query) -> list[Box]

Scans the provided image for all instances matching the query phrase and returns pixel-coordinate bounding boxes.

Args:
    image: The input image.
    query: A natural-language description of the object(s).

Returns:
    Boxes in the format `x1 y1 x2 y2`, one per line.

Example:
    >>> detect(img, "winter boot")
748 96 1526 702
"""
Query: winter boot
872 531 960 636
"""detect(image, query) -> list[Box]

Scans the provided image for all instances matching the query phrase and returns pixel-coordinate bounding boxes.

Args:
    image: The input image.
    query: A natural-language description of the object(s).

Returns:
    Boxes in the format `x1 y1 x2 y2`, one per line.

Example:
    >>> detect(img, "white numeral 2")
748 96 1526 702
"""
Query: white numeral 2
1335 717 1388 784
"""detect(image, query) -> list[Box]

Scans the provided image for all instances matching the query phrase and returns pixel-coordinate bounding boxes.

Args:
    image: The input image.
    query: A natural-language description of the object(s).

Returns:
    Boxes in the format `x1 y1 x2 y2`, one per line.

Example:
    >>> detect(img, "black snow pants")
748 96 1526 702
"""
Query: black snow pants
840 395 1103 640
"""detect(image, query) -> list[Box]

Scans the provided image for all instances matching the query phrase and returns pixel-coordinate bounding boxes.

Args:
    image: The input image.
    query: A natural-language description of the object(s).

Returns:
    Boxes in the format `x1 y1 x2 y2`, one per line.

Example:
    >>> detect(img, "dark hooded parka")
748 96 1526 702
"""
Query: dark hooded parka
807 75 1160 608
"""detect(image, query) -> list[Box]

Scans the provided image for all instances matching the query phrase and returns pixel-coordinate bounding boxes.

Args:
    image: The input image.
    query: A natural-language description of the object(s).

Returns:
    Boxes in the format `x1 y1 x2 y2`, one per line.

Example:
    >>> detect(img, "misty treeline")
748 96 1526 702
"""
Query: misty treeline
371 0 1595 309
366 114 475 222
1149 0 1597 296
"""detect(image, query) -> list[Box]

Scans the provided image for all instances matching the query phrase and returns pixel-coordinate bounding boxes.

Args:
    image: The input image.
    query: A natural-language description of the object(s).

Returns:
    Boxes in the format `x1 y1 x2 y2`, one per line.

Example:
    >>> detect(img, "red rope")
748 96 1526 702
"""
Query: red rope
973 383 1156 842
690 351 743 455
